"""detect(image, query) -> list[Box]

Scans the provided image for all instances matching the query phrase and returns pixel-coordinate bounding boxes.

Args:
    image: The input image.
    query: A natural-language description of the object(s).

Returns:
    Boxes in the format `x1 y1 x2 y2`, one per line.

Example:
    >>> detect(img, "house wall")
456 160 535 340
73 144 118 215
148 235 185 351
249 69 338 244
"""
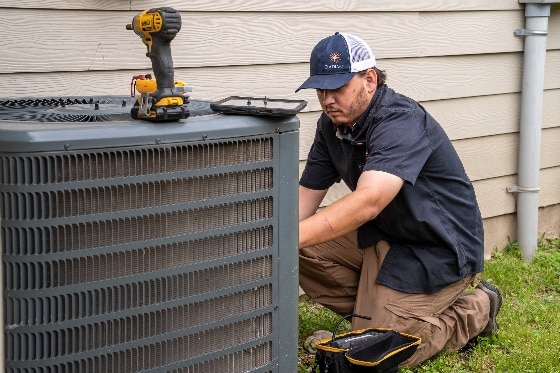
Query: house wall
2 1 559 257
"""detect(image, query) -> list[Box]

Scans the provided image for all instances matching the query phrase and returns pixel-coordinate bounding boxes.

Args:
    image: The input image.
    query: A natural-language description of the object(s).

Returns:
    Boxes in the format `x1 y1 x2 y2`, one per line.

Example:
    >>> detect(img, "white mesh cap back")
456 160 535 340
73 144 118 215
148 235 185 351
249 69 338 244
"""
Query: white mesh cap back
340 33 376 72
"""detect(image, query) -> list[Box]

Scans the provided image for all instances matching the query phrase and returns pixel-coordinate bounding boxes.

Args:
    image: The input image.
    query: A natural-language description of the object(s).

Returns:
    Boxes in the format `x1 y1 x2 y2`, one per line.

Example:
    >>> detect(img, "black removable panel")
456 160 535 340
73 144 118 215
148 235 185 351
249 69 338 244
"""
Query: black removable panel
211 96 307 116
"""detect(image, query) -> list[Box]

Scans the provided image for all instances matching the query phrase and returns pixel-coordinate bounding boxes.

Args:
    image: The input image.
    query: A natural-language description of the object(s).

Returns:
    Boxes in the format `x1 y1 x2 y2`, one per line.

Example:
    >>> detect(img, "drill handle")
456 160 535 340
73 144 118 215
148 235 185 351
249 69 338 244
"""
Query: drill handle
147 41 175 94
147 7 182 101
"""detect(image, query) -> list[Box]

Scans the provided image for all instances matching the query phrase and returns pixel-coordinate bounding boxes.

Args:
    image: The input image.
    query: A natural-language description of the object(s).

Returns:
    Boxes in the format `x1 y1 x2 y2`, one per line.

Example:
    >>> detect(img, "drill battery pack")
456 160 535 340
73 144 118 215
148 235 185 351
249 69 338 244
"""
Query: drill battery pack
130 101 190 122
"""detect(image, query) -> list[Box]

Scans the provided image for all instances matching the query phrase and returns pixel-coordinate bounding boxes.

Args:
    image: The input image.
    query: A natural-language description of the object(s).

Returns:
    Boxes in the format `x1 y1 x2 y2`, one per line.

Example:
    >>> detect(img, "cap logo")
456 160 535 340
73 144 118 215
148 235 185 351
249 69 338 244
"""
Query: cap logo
329 52 342 64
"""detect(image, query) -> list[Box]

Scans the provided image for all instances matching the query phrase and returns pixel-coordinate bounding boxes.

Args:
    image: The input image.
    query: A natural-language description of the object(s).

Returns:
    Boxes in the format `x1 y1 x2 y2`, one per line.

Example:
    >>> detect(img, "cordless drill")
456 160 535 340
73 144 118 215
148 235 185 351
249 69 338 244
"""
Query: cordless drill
126 7 189 121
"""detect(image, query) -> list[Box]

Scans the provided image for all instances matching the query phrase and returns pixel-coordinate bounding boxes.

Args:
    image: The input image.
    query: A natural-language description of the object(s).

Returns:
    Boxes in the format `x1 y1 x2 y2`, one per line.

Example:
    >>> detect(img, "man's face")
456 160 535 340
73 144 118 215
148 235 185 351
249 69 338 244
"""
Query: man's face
316 70 377 126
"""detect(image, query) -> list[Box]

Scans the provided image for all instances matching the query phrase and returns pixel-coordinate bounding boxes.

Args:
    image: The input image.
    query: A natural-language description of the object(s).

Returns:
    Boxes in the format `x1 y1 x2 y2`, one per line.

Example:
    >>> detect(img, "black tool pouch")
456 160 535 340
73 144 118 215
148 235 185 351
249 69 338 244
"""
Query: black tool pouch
312 314 421 373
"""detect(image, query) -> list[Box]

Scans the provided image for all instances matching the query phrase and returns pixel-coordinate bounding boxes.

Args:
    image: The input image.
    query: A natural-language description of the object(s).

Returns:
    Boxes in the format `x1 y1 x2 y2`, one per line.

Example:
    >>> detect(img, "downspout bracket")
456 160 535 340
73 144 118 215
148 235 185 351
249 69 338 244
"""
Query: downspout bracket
507 185 540 193
514 28 549 37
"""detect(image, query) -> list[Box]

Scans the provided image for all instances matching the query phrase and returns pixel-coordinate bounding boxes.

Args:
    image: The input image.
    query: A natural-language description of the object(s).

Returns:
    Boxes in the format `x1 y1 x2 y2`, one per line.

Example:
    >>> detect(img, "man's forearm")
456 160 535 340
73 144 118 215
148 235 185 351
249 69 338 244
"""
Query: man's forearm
298 189 377 248
298 170 404 249
298 186 328 222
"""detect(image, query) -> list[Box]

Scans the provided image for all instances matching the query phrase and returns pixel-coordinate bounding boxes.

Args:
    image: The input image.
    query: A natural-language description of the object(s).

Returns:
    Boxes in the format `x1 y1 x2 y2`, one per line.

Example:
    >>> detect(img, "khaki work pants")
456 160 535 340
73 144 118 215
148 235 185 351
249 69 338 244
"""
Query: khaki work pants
299 231 491 366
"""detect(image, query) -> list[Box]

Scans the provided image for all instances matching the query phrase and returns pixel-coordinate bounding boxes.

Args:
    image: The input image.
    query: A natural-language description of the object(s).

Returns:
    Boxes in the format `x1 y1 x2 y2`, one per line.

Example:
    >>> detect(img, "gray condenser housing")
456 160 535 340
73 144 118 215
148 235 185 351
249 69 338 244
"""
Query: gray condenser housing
0 99 300 372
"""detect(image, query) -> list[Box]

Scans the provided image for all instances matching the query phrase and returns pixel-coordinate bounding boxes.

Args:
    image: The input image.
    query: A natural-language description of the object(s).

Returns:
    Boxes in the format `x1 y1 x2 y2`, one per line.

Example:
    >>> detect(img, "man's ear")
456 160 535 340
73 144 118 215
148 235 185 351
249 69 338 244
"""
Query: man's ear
366 69 378 92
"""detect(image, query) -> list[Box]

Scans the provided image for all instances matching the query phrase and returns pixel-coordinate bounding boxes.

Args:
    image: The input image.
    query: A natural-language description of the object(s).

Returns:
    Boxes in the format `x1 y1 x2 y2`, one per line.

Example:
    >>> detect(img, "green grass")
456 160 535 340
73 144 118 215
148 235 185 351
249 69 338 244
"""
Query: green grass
298 237 560 372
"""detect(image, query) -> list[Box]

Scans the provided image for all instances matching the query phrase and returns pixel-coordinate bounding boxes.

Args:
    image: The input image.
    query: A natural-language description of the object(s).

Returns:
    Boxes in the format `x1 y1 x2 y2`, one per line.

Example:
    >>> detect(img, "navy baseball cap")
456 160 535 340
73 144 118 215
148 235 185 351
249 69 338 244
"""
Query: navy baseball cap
296 32 376 92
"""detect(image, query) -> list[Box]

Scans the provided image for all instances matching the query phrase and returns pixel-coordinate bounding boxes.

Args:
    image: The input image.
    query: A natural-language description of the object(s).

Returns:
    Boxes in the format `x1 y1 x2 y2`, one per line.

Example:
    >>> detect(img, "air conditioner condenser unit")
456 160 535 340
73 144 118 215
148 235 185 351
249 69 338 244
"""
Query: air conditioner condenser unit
0 97 300 372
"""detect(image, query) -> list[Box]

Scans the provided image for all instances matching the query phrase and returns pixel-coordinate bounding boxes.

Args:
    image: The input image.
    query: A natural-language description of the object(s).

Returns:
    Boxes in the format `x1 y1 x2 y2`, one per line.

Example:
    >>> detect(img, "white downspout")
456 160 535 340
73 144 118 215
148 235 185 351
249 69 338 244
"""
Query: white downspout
512 2 553 261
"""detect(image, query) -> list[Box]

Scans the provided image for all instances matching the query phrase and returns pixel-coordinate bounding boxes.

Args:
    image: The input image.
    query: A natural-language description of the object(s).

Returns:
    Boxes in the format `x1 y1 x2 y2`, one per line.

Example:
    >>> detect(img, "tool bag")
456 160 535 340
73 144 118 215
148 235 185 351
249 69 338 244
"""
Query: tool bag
312 314 421 373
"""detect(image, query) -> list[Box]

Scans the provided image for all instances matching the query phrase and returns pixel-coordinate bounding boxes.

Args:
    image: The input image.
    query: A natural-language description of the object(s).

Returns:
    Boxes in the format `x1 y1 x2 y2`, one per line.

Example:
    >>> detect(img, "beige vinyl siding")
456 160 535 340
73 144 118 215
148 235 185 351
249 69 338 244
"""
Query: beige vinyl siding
4 1 523 11
1 1 559 254
8 8 558 82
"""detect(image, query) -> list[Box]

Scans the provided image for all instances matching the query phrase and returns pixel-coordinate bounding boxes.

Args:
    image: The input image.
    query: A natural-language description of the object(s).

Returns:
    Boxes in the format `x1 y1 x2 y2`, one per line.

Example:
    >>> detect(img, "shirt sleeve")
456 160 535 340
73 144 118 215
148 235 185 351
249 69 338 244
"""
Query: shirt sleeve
299 117 341 190
363 107 432 185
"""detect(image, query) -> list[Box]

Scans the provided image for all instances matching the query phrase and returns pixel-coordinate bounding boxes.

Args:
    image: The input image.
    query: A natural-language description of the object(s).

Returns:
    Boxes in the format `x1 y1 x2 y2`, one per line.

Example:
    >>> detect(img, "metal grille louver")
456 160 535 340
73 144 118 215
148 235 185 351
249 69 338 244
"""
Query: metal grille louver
0 97 213 122
0 107 299 372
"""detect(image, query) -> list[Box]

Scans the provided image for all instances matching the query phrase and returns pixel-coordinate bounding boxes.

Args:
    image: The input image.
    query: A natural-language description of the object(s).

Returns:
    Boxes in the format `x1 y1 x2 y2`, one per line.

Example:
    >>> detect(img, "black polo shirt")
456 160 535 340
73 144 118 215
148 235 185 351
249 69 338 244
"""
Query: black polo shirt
300 85 484 294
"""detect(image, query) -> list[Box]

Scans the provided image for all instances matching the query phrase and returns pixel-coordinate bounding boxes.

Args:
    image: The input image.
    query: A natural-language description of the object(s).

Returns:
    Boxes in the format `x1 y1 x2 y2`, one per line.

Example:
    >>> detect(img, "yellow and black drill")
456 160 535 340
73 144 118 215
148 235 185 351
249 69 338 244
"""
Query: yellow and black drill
126 7 189 122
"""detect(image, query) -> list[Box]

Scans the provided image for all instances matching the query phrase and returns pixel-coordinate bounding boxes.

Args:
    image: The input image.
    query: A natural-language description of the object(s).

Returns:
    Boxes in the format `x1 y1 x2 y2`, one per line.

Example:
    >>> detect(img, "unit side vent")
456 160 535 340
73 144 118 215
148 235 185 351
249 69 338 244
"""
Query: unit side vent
1 136 287 372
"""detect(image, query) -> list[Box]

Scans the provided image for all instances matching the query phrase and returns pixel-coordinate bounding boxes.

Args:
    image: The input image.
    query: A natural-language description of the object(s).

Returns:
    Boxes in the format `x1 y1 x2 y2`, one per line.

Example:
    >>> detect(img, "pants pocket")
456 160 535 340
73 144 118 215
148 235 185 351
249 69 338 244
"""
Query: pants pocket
384 301 437 339
383 301 449 366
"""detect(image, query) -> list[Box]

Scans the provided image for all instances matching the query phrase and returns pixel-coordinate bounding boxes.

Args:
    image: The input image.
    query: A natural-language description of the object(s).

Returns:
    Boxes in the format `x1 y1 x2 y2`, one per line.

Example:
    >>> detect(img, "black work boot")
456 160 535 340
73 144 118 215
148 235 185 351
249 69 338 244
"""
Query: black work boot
477 281 503 337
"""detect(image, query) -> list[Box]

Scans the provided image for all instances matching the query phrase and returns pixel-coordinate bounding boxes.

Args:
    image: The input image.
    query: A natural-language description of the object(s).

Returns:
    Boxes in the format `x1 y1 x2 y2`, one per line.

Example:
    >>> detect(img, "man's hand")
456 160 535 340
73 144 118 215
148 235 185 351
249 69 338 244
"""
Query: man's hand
298 170 404 248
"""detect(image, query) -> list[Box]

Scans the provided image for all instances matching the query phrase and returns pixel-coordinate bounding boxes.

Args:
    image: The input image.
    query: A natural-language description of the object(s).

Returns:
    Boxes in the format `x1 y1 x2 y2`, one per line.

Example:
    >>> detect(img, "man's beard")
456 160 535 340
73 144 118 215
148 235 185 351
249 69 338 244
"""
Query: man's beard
328 85 369 126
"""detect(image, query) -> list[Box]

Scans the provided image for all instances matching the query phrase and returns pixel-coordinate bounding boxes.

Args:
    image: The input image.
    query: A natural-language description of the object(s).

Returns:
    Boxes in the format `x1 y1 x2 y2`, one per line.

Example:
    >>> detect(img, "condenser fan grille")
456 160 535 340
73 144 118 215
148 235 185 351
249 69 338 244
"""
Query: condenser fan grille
0 96 213 122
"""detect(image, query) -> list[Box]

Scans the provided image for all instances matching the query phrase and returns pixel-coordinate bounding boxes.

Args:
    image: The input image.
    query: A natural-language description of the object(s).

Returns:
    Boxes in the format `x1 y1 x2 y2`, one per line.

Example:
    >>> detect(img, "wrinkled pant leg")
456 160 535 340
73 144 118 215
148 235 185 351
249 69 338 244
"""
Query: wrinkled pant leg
351 240 388 327
436 287 491 351
299 231 363 316
352 240 490 367
394 278 490 366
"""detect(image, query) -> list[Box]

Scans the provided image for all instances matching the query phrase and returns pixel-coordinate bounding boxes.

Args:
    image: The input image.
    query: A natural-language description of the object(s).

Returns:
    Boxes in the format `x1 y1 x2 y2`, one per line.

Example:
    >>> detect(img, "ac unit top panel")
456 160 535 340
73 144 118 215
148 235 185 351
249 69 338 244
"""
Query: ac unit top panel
0 96 300 153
